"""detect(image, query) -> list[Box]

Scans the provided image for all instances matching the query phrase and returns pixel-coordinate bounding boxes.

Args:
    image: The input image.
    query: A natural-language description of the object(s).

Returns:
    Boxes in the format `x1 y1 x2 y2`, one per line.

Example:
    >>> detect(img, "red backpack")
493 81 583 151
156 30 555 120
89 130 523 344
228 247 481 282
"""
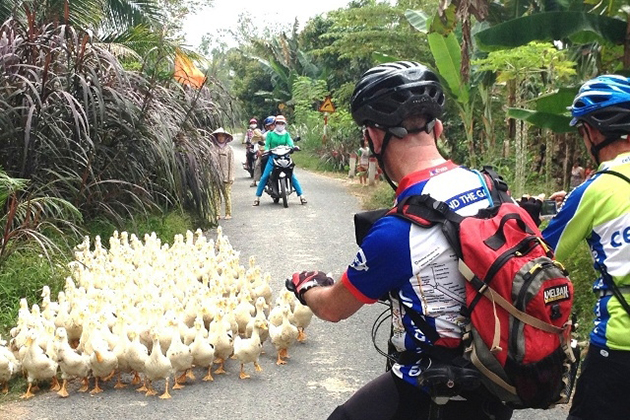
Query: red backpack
386 168 577 409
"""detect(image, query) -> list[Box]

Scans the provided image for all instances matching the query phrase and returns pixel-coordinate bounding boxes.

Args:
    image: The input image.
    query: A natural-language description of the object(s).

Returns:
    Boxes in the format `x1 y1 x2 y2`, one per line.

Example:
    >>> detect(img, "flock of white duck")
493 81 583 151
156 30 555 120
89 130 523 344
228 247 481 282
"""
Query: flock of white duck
0 227 314 399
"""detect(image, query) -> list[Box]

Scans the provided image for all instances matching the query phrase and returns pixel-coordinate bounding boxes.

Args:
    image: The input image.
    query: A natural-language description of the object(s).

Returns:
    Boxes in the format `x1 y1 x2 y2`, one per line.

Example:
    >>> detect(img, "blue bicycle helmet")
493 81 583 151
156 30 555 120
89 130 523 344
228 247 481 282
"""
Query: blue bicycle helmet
263 116 276 127
569 74 630 135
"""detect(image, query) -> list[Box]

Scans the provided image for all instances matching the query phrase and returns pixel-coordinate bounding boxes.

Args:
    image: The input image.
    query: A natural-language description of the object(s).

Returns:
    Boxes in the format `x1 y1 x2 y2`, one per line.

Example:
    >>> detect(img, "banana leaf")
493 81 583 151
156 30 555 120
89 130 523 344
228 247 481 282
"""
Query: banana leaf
476 12 626 51
507 108 575 133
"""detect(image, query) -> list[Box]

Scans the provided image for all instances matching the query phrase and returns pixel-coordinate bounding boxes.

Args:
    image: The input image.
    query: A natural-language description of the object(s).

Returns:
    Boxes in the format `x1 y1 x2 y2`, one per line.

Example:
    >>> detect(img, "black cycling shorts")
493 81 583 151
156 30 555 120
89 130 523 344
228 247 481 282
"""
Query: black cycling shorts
327 370 513 420
568 344 630 420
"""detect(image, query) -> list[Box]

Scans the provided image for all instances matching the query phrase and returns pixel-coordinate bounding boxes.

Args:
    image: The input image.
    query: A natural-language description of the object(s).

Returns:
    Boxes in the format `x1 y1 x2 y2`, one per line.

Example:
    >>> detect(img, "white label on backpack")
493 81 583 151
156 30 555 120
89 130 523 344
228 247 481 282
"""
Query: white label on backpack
543 284 570 304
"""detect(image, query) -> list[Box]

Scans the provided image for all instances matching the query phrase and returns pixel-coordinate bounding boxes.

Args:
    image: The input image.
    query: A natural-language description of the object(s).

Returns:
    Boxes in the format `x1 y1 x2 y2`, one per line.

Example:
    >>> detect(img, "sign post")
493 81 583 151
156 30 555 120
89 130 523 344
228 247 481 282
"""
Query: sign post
318 96 336 144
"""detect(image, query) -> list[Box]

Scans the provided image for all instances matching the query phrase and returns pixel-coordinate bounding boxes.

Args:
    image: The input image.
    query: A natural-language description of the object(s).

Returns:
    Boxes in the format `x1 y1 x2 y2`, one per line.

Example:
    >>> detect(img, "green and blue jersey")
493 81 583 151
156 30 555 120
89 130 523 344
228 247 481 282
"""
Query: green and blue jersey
543 151 630 351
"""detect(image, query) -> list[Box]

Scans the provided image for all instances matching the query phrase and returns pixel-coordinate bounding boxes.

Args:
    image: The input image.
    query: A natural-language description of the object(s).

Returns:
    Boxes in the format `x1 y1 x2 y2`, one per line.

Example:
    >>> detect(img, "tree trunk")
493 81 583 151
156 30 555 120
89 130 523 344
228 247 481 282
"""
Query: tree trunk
514 119 526 197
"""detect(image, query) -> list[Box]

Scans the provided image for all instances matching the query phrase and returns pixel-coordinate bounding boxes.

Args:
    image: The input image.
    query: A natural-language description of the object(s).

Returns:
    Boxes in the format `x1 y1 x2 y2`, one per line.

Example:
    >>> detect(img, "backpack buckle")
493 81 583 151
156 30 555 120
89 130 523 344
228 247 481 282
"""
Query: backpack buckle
432 200 450 215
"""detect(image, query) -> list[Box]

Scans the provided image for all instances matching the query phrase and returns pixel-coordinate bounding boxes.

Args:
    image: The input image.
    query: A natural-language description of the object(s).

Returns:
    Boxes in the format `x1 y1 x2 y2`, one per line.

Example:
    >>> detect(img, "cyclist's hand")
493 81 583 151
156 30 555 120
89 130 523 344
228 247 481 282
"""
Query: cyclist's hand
286 271 334 305
549 190 567 204
517 196 542 227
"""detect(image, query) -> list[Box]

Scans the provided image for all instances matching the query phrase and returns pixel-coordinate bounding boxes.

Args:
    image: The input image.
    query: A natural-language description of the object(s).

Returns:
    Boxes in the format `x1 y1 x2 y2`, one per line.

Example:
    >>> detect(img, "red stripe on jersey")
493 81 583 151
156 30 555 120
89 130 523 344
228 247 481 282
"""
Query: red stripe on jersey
341 270 377 304
396 160 458 196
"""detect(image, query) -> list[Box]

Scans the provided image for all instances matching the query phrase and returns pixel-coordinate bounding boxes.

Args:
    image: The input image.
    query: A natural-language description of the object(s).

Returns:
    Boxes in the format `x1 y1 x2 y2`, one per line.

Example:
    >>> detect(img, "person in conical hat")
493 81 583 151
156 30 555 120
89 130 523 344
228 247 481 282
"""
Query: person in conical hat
209 127 234 220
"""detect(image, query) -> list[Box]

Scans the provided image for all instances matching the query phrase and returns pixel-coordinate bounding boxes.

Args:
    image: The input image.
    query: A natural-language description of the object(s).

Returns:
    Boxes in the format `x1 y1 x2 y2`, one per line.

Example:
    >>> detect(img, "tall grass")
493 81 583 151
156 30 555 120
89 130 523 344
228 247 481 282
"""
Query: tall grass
0 15 225 225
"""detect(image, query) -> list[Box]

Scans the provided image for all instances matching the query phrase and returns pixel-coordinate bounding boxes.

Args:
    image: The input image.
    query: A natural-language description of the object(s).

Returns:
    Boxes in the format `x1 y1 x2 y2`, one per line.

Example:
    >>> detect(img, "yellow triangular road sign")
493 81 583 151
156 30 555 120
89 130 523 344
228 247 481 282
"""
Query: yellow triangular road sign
319 96 336 113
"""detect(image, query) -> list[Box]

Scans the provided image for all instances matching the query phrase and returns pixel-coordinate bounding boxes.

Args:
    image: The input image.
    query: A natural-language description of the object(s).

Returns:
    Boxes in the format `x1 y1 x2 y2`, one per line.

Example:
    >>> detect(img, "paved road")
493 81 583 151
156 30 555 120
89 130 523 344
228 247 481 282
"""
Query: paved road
1 140 569 419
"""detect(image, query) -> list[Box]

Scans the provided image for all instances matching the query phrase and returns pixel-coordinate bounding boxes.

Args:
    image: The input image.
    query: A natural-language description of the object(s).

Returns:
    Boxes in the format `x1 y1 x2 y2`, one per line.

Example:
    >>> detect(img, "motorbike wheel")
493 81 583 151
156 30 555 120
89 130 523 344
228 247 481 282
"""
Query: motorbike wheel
280 179 288 208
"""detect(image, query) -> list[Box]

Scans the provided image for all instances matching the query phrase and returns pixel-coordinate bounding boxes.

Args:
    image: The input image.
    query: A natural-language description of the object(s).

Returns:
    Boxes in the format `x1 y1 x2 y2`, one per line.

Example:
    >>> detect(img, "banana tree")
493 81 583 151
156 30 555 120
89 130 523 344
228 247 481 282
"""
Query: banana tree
406 9 480 165
473 42 576 196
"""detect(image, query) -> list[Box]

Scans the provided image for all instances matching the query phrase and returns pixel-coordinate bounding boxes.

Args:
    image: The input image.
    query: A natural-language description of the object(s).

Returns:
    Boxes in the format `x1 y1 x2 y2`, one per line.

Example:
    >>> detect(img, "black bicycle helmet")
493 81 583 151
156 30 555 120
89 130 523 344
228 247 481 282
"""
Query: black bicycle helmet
351 61 445 128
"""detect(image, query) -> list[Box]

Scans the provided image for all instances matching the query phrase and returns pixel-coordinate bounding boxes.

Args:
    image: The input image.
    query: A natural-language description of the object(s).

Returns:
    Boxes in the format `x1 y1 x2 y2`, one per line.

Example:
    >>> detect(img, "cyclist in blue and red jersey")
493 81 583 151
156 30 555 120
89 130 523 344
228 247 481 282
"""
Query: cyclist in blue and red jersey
286 62 513 420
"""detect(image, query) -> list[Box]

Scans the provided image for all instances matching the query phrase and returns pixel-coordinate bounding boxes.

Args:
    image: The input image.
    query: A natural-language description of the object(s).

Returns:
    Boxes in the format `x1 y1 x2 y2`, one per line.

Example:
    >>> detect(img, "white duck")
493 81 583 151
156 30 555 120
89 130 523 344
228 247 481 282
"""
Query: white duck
144 329 172 399
54 327 90 397
290 301 314 342
246 297 270 345
89 335 118 394
20 330 58 399
269 305 299 365
233 291 255 336
208 310 233 375
126 329 149 391
165 317 194 389
189 316 215 382
0 337 19 394
111 322 132 389
233 318 267 379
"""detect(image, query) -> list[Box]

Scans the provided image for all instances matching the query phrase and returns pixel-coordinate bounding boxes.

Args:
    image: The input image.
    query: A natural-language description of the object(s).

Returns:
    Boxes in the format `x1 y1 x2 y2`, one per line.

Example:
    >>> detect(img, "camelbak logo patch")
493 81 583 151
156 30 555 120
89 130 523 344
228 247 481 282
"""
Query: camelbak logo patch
543 284 570 304
350 249 369 272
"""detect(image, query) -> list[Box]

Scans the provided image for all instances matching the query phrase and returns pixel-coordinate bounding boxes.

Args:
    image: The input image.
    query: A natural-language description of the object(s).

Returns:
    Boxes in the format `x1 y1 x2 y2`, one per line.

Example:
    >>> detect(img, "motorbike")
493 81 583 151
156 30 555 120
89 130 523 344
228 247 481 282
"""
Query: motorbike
261 143 300 208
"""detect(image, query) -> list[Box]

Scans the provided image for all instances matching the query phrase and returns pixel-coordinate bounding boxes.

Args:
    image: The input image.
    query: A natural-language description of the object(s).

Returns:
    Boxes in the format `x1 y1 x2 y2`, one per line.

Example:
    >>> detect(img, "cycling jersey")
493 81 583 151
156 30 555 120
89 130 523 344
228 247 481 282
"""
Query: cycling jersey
543 151 630 351
342 161 495 387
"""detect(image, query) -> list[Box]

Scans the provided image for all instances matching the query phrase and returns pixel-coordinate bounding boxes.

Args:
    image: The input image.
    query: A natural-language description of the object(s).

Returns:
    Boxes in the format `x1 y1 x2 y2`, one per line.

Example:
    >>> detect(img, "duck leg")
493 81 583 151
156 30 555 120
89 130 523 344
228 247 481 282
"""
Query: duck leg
159 378 172 399
57 379 70 398
114 371 127 389
103 369 116 382
136 376 148 392
297 328 307 342
202 366 214 382
78 377 89 392
131 370 141 385
20 382 35 399
91 376 104 394
50 376 61 392
280 348 290 359
172 373 185 390
275 351 287 365
186 368 196 380
214 359 226 374
254 361 263 372
239 363 250 379
145 379 157 396
1 381 8 394
175 370 188 385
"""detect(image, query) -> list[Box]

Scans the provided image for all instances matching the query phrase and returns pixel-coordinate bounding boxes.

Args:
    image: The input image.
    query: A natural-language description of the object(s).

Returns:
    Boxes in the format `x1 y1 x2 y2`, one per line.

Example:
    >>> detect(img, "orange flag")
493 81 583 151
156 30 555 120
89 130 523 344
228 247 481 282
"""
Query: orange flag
174 51 207 88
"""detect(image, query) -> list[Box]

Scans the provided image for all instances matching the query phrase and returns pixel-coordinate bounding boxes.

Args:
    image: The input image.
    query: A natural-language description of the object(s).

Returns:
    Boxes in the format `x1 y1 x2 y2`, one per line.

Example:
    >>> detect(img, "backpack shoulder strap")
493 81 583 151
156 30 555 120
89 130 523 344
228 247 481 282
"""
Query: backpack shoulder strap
388 194 465 260
481 166 512 204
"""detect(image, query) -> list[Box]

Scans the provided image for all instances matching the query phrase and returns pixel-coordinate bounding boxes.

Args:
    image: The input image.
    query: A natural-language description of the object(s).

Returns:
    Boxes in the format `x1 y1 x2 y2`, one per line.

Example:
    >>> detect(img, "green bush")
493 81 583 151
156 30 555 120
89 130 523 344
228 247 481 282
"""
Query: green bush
0 248 69 335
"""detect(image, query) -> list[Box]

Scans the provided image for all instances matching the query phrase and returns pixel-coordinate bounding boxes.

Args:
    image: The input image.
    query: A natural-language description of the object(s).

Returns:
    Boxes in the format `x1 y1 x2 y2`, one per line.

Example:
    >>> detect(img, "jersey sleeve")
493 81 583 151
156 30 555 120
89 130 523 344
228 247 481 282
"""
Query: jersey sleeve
543 180 595 261
342 216 413 303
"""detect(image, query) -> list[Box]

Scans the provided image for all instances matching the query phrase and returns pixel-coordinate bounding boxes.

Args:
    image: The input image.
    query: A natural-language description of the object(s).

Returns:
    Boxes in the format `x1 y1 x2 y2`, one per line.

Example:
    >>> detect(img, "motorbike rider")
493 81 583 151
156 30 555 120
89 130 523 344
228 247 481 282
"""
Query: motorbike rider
251 116 275 187
518 74 630 420
286 61 513 420
245 118 262 144
253 114 307 206
246 118 264 187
